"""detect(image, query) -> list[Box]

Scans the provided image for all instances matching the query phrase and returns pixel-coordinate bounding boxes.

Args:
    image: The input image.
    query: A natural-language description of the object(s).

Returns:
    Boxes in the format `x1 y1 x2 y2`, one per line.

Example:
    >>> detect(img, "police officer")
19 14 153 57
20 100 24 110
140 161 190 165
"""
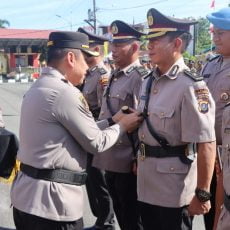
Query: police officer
10 31 143 230
137 8 216 230
92 20 148 230
201 7 230 230
215 102 230 230
77 27 115 230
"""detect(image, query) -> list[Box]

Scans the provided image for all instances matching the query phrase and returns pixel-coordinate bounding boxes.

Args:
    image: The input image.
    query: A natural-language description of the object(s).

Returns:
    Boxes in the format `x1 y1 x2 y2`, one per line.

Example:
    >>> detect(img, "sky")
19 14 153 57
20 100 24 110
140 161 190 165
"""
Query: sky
0 0 229 31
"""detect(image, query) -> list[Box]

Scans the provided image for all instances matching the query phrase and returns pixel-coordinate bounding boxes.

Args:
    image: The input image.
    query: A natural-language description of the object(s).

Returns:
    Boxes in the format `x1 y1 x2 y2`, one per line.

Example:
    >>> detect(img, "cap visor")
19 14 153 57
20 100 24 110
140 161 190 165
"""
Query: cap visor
81 49 99 57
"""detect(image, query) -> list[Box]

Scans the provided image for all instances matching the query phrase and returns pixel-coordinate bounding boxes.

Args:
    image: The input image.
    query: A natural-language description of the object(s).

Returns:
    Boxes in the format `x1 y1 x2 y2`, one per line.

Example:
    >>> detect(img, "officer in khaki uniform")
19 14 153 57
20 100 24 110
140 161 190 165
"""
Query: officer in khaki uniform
77 27 115 230
202 7 230 230
137 8 216 230
93 20 148 230
10 31 143 230
201 8 230 230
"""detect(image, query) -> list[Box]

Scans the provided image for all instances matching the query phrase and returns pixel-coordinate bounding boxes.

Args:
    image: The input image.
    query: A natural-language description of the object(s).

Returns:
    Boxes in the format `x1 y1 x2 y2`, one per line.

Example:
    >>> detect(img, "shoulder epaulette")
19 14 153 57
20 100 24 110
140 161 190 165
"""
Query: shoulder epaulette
98 67 107 75
208 54 221 62
225 102 230 108
184 70 203 82
136 66 150 77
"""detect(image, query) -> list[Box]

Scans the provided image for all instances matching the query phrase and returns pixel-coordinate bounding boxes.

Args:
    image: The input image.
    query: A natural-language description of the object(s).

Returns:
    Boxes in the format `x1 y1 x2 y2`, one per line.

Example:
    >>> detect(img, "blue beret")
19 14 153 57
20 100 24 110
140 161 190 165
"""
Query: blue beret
207 7 230 30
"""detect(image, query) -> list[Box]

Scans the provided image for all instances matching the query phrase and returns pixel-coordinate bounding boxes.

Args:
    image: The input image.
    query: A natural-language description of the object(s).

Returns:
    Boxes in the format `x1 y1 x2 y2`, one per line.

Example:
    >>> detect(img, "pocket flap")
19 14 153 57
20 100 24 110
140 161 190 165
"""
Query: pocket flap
152 106 175 118
156 160 189 174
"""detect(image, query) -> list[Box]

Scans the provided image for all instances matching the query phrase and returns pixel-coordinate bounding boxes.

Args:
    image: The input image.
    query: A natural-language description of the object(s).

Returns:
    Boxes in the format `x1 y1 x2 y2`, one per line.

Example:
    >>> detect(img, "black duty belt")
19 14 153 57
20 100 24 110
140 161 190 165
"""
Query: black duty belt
224 191 230 213
20 163 87 186
139 142 187 160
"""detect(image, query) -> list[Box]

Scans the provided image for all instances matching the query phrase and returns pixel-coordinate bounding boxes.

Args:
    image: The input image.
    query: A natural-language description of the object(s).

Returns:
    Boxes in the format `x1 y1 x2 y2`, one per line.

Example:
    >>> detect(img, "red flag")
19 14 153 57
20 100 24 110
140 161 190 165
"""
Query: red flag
210 0 215 8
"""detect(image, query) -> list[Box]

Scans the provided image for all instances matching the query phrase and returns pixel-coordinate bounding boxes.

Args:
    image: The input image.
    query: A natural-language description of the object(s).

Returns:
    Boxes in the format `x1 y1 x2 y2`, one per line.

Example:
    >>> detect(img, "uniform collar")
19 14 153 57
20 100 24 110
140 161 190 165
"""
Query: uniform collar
119 59 141 76
157 57 188 80
222 56 230 69
88 61 105 73
41 67 66 80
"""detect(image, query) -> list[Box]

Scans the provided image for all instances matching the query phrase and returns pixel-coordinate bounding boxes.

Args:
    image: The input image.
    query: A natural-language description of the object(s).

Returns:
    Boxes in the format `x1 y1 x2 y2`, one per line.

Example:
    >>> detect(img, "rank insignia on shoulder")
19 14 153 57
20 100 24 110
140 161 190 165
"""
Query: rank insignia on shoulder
126 66 135 74
136 66 149 77
184 70 203 82
198 101 209 114
99 67 107 75
91 66 98 72
79 94 89 111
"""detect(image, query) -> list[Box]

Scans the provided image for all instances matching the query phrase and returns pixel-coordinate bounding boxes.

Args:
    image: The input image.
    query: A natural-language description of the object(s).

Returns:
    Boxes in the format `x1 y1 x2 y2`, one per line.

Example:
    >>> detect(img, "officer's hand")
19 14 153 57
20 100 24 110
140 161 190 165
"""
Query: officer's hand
187 195 211 216
119 112 143 133
112 107 139 123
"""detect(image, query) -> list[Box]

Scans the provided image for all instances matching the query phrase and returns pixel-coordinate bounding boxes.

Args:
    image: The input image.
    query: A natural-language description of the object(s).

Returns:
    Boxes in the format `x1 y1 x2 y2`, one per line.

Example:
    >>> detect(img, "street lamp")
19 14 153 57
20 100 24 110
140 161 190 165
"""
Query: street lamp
56 14 73 31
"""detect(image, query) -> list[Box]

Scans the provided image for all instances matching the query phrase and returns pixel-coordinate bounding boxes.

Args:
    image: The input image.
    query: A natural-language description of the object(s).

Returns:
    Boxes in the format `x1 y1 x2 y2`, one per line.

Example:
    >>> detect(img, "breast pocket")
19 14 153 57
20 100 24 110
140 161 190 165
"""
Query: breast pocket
149 106 175 133
110 91 133 108
156 158 190 195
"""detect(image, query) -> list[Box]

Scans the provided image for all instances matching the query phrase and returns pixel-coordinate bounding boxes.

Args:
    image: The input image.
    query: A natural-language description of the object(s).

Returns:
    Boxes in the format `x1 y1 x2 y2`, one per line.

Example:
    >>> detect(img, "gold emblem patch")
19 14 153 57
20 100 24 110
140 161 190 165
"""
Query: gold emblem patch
198 101 209 113
147 15 154 26
111 24 118 34
79 94 89 110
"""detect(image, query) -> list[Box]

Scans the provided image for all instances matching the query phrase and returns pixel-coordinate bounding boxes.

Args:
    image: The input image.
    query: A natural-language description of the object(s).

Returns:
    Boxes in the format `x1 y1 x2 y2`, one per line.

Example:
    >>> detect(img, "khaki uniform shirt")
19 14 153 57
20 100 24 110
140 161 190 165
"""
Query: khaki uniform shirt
137 57 216 208
93 60 148 173
0 107 4 128
202 56 230 144
82 62 109 116
10 67 125 221
217 104 230 230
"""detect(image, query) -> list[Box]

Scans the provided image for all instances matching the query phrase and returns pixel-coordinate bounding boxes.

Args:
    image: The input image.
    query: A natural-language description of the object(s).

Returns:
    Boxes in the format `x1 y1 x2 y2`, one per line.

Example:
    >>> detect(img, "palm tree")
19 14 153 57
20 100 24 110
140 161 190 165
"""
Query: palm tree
0 19 10 28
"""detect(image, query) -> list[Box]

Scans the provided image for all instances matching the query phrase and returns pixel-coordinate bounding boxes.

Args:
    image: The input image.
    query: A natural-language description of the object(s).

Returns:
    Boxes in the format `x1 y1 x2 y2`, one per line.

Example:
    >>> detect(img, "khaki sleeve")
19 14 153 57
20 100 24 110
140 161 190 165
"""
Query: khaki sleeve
53 87 124 154
181 82 216 143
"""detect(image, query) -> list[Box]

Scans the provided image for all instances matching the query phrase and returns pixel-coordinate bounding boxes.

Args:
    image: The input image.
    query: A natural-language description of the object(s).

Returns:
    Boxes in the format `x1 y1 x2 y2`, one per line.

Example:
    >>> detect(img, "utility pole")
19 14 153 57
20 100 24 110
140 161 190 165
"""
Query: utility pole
85 0 97 34
93 0 96 34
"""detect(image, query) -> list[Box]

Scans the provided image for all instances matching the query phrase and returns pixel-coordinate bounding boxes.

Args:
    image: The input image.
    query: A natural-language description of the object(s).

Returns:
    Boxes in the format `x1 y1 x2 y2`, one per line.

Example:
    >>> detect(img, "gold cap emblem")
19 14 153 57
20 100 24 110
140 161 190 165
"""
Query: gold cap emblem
111 24 118 34
147 16 154 26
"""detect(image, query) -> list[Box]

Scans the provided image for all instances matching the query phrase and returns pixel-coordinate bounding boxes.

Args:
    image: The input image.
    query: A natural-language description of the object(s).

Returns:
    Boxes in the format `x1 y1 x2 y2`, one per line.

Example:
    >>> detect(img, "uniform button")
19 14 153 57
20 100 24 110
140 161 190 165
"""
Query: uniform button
117 94 119 97
170 167 174 171
114 78 117 81
147 112 150 116
153 89 158 94
119 140 122 144
108 94 111 97
101 111 104 115
160 112 164 117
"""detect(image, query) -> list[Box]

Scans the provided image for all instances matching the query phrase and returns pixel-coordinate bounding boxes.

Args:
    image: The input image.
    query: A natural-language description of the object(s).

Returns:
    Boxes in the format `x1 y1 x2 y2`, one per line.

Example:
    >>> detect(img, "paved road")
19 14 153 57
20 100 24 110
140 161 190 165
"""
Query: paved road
0 82 205 230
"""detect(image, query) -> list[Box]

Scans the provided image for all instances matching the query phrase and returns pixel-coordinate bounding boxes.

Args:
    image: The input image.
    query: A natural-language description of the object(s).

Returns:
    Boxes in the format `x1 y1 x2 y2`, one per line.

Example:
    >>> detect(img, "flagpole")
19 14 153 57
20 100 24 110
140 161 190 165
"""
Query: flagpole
210 0 215 52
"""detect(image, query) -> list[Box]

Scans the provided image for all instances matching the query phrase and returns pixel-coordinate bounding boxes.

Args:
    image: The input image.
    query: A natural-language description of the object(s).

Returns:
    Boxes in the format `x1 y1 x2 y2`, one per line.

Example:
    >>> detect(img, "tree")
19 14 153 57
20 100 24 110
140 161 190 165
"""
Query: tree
195 17 211 54
0 19 10 28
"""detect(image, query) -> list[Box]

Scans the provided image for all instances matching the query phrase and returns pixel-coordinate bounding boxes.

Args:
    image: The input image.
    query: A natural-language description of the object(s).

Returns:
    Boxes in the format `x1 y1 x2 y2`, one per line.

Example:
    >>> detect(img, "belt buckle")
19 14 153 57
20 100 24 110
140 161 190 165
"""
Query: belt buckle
140 143 146 161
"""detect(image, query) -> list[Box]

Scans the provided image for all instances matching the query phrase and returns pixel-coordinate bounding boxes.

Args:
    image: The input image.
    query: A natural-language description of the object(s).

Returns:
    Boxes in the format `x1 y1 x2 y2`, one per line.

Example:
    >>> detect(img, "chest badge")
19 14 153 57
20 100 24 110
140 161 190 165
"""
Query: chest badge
198 101 209 114
220 92 229 101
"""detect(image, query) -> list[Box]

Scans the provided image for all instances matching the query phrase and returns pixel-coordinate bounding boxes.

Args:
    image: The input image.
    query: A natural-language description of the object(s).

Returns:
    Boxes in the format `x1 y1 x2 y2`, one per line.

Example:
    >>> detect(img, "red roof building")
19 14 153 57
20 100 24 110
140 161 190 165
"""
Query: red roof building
0 28 55 75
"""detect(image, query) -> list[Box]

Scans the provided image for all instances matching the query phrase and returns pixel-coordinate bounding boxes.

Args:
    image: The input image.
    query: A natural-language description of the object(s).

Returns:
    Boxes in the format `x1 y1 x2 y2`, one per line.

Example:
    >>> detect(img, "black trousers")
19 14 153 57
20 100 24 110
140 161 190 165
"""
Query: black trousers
139 201 193 230
13 207 83 230
204 169 216 230
86 153 115 229
105 171 143 230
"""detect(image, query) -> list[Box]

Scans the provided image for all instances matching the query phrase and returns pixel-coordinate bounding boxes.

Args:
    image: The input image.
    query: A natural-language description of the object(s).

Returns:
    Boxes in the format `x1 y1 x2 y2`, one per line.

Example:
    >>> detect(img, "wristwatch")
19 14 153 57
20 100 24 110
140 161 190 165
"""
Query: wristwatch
107 117 115 126
195 188 212 202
